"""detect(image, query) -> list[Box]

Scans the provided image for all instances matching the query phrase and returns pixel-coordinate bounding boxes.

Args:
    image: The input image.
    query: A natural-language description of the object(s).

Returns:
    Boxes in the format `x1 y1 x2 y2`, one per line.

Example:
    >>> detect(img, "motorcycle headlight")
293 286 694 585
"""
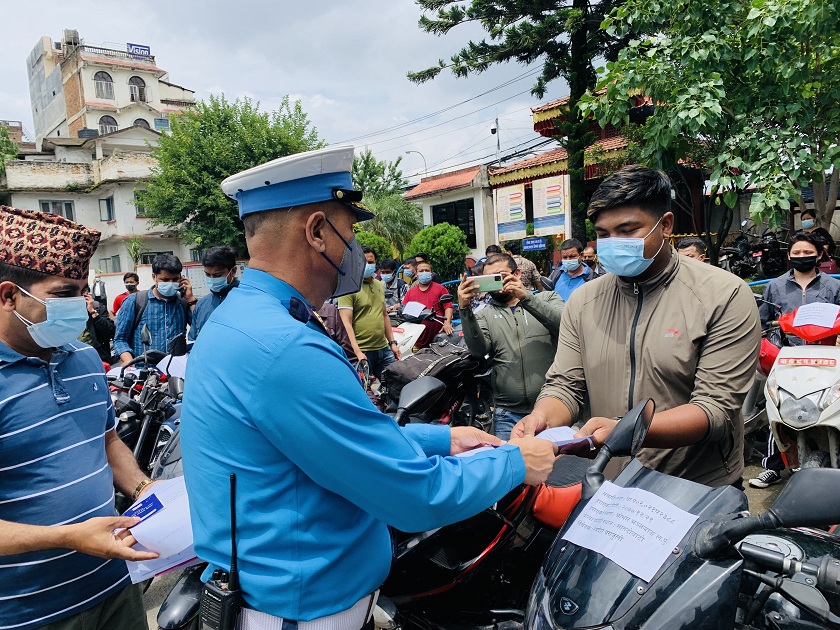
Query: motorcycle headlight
766 371 779 405
820 382 840 410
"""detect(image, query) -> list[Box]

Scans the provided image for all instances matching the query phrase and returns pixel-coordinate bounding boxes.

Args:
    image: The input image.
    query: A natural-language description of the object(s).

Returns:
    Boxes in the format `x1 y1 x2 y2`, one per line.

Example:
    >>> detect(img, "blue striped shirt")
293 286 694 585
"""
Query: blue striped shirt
0 340 128 630
113 288 190 357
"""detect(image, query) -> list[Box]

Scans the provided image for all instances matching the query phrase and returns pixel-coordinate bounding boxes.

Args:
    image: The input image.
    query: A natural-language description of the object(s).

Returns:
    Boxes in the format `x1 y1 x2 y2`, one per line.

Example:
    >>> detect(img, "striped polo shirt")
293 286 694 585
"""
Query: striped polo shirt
0 340 129 630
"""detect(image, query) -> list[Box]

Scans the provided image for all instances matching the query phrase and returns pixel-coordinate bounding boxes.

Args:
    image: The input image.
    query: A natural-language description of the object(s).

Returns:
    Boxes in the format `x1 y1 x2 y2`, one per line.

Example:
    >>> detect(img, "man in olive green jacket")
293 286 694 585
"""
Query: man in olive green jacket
458 253 564 439
513 166 760 488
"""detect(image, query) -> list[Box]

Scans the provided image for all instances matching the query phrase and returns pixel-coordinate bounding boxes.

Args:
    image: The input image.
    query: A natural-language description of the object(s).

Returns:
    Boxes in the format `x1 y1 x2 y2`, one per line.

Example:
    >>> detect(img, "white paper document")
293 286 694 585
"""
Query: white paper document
402 301 426 318
793 303 840 328
561 481 698 582
126 544 201 584
454 446 496 458
123 476 196 583
536 426 577 442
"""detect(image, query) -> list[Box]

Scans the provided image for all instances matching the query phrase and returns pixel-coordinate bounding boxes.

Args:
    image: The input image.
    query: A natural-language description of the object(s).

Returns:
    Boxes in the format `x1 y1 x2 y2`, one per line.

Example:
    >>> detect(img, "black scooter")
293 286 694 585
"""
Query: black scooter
527 399 840 630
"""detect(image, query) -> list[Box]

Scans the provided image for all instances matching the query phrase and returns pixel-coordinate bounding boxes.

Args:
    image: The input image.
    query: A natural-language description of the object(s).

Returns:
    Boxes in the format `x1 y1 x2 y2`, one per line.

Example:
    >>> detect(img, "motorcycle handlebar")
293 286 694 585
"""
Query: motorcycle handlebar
739 542 840 597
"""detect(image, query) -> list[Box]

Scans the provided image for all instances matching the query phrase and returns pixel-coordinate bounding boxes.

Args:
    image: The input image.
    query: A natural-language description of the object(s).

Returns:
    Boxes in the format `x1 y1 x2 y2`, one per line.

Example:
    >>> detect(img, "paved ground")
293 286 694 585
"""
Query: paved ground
143 459 790 628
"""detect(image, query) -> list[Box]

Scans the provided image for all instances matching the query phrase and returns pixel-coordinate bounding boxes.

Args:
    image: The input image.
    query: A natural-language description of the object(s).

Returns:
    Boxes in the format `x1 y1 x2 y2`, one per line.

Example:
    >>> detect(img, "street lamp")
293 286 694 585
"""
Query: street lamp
405 150 428 177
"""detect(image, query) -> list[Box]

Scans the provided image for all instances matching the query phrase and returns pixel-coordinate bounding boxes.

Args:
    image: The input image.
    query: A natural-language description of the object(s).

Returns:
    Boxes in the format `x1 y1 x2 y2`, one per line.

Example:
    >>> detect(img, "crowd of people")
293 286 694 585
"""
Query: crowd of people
0 144 830 630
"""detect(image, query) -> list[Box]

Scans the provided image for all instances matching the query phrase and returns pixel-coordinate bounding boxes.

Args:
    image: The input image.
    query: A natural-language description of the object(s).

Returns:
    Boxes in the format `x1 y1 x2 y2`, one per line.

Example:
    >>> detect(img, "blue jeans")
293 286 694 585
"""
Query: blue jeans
366 346 396 382
493 407 526 440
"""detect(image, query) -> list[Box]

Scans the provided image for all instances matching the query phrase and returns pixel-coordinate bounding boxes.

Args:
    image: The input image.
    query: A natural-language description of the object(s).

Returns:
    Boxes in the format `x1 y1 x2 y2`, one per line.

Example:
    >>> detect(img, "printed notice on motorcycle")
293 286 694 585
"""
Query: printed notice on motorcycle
561 481 698 582
793 303 840 328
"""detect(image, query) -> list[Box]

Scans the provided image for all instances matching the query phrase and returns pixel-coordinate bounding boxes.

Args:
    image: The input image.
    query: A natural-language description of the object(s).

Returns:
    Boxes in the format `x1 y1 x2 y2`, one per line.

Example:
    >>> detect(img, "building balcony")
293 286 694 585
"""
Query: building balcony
2 160 93 191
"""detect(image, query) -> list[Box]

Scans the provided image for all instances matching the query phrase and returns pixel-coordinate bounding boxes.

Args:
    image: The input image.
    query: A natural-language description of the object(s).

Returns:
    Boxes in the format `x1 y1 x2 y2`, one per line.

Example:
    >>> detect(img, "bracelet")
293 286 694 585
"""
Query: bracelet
388 340 398 346
188 298 198 306
131 479 152 502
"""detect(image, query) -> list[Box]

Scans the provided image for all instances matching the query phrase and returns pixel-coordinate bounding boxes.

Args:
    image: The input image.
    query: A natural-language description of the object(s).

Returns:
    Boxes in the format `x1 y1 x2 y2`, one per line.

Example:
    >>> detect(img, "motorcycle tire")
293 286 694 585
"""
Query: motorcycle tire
801 450 831 469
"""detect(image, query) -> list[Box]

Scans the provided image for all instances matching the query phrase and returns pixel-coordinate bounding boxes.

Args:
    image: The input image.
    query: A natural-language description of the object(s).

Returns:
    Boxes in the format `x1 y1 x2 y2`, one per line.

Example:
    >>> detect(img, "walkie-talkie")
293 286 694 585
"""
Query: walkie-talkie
199 474 242 630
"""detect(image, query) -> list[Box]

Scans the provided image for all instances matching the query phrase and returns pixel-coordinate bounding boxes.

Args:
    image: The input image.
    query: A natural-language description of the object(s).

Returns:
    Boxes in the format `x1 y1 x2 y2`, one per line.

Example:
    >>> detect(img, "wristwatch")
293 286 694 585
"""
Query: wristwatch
187 298 198 306
389 340 398 347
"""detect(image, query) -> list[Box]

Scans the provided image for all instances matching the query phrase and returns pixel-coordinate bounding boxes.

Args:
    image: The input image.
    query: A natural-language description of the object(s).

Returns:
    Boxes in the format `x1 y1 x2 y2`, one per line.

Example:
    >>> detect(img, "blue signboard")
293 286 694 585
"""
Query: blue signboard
523 237 547 252
127 43 151 58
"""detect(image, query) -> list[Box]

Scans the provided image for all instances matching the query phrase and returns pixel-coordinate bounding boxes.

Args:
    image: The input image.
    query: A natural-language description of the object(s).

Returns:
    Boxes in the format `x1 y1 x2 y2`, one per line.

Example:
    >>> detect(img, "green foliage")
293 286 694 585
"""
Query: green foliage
139 94 324 254
358 194 422 258
0 126 18 176
409 222 471 282
410 0 634 240
352 149 408 198
581 0 840 228
125 236 148 270
356 231 393 263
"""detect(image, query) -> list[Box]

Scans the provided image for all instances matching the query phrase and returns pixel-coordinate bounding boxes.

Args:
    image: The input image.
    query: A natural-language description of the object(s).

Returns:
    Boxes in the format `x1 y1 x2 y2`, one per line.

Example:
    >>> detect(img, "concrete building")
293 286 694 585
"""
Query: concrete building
27 29 194 146
403 165 496 256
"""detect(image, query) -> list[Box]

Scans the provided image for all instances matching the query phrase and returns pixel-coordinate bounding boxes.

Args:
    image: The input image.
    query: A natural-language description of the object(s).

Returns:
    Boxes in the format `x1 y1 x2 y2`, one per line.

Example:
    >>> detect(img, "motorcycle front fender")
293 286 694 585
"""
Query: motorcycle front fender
157 562 206 630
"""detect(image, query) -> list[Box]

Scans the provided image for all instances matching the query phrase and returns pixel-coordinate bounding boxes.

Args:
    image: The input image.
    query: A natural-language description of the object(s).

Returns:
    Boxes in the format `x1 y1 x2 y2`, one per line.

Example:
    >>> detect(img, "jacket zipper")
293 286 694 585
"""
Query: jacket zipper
628 283 644 410
513 308 528 402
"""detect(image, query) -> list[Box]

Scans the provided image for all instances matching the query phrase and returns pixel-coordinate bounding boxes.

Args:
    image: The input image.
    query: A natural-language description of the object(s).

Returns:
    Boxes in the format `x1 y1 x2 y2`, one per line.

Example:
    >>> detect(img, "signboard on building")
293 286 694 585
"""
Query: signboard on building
495 184 527 241
532 175 570 237
127 43 151 58
154 118 171 133
523 237 547 251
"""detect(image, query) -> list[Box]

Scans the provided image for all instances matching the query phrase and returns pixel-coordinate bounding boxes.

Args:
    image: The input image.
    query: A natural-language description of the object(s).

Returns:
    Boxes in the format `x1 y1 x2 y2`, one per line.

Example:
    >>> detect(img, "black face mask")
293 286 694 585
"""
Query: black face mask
583 259 597 269
790 256 818 273
489 290 510 304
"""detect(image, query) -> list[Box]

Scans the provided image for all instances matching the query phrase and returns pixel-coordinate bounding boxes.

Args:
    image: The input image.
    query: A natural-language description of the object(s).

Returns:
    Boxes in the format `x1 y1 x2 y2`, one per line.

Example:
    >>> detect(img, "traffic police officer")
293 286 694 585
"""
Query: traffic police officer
180 145 557 630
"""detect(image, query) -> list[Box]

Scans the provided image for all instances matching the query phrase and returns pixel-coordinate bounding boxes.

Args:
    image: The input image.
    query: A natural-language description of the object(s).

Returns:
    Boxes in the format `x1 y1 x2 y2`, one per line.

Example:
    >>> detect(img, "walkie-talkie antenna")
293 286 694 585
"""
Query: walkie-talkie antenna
228 473 239 592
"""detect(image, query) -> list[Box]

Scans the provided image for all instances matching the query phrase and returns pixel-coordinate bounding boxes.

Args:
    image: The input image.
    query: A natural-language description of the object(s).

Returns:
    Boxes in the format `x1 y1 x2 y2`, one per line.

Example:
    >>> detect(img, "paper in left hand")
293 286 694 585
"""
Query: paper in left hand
536 426 595 456
122 476 198 583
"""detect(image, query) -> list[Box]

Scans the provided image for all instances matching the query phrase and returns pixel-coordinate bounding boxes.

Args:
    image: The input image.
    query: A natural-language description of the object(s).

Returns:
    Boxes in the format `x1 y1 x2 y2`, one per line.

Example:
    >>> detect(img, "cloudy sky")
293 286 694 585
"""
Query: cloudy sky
0 0 567 184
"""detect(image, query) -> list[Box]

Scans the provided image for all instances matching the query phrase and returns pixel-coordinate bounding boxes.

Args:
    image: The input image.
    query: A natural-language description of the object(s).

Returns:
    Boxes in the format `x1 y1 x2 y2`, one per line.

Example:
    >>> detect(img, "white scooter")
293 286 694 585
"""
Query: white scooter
389 295 455 358
765 302 840 469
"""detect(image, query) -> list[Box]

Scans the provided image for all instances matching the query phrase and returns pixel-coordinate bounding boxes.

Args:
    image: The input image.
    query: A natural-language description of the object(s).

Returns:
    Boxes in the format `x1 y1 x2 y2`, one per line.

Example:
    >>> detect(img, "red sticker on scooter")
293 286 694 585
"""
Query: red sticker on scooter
778 358 837 367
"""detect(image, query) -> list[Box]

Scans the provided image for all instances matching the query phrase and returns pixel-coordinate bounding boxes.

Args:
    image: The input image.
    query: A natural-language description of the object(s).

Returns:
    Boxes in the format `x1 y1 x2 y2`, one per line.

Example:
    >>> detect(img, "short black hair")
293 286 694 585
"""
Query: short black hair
201 245 237 270
677 237 707 254
123 272 140 283
414 252 429 262
381 258 398 272
485 244 503 255
790 232 823 251
801 208 816 219
0 261 53 290
505 241 521 255
362 246 376 261
152 253 183 275
471 262 485 275
587 165 672 219
403 257 417 267
560 238 584 254
484 253 518 273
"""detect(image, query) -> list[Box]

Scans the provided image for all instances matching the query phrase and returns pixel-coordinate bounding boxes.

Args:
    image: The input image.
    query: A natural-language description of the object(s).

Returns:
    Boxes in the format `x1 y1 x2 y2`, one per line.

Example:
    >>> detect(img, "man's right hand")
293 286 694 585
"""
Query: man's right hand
510 412 549 439
457 275 479 309
61 516 159 561
508 438 558 485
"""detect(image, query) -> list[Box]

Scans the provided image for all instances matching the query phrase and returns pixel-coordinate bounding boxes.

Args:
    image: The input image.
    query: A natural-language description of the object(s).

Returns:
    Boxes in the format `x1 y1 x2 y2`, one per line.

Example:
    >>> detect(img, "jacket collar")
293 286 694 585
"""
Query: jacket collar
615 246 681 296
785 269 821 289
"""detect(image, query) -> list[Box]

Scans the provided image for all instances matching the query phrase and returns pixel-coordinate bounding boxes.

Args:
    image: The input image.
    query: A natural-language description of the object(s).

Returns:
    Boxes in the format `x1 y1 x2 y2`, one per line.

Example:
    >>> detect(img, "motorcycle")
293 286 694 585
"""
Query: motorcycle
720 222 760 279
153 377 582 630
755 227 790 279
526 398 840 630
391 294 458 358
765 302 840 470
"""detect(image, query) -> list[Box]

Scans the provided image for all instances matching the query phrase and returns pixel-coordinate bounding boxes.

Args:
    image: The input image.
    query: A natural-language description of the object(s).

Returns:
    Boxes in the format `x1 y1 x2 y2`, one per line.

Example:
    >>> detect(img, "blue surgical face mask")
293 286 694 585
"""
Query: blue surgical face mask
403 269 414 279
205 274 230 293
562 259 581 272
363 263 376 279
802 219 816 229
13 286 89 349
156 281 180 297
597 217 665 278
320 217 365 298
418 271 433 285
380 273 394 283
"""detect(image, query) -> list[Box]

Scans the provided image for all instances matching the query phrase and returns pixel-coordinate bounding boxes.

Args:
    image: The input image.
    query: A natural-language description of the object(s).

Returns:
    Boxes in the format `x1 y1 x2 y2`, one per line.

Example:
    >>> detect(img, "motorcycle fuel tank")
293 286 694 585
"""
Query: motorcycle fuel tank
526 460 748 630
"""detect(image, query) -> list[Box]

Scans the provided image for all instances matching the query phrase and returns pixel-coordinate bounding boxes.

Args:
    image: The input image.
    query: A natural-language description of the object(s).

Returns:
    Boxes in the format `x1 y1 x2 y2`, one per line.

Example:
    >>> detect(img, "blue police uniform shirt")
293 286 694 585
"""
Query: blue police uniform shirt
554 264 591 302
180 268 527 621
0 341 128 630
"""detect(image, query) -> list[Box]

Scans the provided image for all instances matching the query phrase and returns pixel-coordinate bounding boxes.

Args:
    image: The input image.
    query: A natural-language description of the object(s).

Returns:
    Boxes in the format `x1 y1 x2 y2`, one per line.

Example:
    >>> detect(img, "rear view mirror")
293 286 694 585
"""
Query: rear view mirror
169 334 187 357
767 468 840 528
394 377 446 426
604 399 655 458
439 294 454 305
540 276 555 292
140 324 152 347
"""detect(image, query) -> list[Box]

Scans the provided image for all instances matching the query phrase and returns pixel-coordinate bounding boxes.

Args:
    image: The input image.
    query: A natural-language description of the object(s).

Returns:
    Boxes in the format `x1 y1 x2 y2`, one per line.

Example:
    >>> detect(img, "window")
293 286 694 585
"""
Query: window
99 197 114 221
133 118 150 129
99 255 122 273
190 248 205 262
140 251 174 265
134 190 147 217
431 199 477 248
39 200 75 221
94 71 114 99
99 115 118 135
129 76 146 102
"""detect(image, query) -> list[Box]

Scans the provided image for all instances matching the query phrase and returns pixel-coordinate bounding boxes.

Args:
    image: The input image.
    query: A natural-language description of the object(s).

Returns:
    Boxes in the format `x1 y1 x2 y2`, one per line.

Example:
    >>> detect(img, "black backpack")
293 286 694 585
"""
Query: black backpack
129 290 191 341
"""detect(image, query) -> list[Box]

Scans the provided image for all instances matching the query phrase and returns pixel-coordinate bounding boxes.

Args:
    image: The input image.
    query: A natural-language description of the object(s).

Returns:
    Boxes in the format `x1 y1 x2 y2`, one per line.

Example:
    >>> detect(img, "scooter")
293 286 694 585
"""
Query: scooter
391 295 456 358
526 399 840 630
765 302 840 469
